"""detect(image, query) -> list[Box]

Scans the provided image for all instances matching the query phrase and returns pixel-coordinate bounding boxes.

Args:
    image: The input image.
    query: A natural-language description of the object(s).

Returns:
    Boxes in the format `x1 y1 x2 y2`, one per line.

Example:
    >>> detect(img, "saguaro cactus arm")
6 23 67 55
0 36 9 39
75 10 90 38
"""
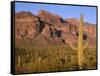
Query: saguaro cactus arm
68 42 78 51
83 41 89 50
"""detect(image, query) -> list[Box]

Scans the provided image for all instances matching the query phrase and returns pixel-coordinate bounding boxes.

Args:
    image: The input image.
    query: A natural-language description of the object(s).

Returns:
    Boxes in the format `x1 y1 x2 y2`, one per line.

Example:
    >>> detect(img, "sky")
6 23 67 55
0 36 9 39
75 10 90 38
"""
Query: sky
15 2 97 24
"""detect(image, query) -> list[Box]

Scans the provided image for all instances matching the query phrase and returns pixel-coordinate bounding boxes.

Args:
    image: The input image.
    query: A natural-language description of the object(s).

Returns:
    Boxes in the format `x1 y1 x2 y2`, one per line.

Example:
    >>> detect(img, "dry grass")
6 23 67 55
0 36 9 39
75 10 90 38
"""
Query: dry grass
15 42 97 74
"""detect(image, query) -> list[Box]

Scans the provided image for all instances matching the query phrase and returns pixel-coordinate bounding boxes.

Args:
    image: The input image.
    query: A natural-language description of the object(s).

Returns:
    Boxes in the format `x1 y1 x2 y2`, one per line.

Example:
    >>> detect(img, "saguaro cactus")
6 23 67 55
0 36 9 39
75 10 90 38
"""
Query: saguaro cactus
69 14 88 69
18 56 21 68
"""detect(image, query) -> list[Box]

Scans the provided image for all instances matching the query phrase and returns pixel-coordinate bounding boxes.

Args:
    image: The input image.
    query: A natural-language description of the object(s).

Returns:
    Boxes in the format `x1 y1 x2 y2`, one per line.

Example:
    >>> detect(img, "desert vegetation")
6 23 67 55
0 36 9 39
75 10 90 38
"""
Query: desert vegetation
15 43 96 74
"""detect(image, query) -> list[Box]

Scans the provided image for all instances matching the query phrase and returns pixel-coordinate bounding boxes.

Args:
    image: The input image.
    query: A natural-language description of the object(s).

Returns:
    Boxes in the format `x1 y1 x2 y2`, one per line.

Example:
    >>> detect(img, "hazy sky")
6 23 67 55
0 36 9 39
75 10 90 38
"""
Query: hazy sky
15 2 97 24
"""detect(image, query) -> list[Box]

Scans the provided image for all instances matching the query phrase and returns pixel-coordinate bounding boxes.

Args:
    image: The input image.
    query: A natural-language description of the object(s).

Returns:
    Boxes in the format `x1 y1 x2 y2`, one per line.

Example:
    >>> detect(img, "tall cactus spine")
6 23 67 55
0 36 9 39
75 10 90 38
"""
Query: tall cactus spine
78 14 85 69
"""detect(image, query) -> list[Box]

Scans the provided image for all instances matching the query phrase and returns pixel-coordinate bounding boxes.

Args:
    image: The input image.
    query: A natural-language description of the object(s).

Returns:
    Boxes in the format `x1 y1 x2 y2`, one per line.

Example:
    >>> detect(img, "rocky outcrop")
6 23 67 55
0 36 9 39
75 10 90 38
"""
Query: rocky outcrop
41 24 53 39
15 10 96 48
38 10 64 25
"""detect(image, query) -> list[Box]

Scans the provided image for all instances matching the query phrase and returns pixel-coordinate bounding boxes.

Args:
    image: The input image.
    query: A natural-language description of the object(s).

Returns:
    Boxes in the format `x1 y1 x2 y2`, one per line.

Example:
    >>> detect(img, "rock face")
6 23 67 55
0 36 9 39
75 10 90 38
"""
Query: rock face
38 10 64 25
15 11 39 40
41 24 53 39
15 10 96 48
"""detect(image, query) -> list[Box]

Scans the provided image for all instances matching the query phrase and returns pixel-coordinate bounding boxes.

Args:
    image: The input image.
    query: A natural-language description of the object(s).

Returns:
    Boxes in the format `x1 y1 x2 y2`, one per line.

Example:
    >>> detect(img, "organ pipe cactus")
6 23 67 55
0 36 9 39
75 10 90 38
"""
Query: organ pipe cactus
69 14 89 69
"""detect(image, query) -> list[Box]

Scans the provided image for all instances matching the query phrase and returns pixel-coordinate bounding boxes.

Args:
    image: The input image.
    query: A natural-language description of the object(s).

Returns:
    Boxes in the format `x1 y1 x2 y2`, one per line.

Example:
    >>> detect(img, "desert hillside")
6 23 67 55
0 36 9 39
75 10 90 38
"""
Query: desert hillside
15 10 96 48
15 10 97 74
